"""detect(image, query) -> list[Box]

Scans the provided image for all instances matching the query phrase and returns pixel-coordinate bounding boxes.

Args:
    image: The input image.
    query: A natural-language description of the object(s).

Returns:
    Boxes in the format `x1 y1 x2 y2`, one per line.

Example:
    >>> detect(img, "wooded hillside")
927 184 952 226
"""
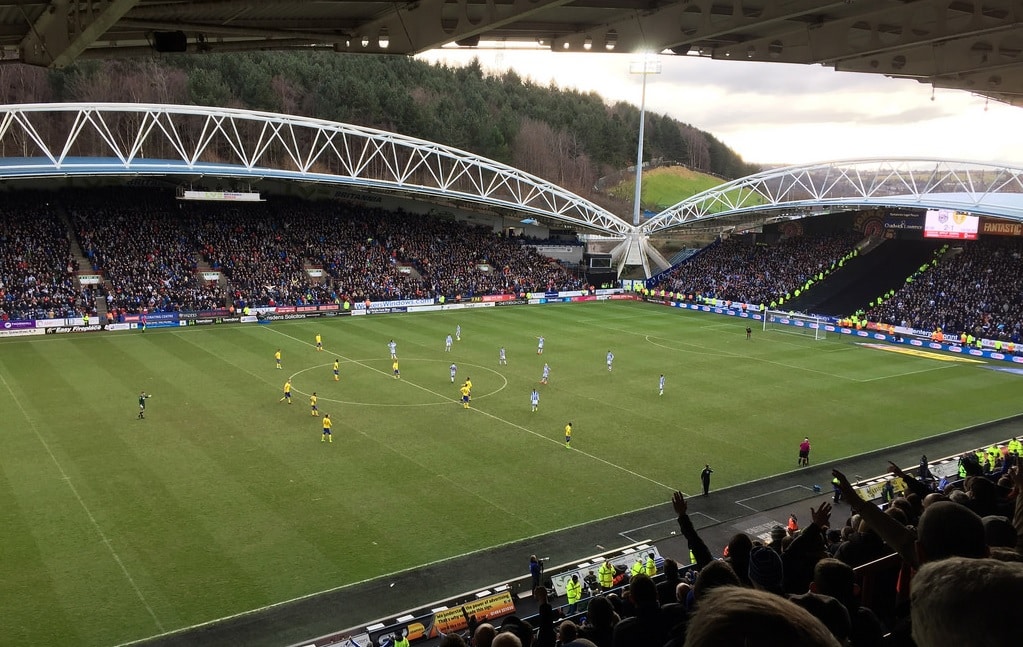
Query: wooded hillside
0 53 757 207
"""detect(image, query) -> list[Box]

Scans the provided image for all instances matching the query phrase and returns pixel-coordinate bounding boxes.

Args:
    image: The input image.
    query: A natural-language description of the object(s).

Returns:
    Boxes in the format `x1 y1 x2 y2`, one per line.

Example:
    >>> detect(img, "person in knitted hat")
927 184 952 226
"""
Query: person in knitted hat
770 525 787 550
748 545 785 594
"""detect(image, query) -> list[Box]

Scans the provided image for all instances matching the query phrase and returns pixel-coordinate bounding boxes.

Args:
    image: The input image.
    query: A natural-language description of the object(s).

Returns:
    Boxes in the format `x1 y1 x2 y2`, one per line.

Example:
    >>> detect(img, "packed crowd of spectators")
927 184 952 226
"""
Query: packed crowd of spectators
186 198 584 307
651 233 860 306
864 238 1023 342
409 218 584 298
187 201 333 308
2 189 585 316
475 445 1022 647
0 196 96 321
70 191 217 315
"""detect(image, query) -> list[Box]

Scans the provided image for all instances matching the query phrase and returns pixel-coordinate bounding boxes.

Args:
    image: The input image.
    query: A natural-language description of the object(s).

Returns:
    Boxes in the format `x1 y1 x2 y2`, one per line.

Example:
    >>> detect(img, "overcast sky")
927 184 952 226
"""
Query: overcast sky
417 48 1023 169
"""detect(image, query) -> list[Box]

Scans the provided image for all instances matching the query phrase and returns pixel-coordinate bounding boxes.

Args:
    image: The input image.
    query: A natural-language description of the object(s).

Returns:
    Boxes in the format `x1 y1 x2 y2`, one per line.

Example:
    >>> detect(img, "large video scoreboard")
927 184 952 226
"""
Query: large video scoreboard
923 208 979 240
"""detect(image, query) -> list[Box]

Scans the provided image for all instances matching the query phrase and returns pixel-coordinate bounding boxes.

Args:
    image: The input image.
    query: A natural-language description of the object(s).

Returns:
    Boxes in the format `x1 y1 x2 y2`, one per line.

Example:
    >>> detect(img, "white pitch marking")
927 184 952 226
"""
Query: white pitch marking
855 363 958 383
265 327 679 494
0 371 164 632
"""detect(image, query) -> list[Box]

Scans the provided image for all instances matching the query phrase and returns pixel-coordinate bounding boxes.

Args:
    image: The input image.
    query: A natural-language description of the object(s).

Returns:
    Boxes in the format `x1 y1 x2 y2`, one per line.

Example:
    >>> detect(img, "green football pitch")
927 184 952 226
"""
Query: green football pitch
1 300 1021 646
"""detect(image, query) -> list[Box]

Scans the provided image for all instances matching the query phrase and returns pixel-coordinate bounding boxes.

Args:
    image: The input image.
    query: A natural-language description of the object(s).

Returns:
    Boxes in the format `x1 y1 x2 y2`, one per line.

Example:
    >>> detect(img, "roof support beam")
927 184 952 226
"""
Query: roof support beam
21 0 140 68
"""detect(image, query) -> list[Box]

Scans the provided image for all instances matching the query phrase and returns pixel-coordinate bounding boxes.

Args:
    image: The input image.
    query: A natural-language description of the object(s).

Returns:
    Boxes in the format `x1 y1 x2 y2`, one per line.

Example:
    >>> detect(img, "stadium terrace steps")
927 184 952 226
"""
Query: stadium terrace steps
785 239 942 317
195 258 229 304
56 202 109 320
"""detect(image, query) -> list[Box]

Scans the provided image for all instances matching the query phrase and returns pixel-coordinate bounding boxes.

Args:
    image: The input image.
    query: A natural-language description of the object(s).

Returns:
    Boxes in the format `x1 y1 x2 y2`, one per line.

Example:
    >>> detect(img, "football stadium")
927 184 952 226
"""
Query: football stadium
3 4 1023 646
2 132 1023 647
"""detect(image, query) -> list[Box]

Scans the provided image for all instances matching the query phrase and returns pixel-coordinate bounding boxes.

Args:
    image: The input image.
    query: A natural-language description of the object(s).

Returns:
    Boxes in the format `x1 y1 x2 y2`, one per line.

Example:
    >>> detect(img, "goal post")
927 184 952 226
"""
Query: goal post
763 310 828 340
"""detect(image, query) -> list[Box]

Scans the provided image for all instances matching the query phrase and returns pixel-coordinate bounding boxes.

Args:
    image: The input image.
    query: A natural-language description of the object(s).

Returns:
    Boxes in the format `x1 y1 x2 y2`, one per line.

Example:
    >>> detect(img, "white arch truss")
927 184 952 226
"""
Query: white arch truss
0 102 632 234
642 159 1023 235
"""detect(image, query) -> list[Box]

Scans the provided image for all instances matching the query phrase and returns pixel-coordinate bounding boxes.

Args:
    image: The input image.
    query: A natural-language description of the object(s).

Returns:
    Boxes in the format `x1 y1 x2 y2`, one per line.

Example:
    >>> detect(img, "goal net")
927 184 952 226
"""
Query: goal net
762 310 828 340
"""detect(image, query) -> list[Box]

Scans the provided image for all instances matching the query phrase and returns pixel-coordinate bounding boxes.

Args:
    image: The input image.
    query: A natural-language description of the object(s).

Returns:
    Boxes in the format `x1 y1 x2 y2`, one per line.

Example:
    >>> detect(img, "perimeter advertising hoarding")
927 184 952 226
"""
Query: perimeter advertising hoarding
122 312 179 323
355 298 434 310
0 326 43 337
45 325 104 334
979 218 1023 237
181 190 262 202
430 591 516 635
883 211 923 230
855 477 906 502
2 320 36 330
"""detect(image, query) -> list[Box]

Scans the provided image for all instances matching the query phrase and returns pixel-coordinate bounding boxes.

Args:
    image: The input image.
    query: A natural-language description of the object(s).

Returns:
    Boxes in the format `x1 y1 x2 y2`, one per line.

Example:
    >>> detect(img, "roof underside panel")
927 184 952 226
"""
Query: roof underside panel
1 1 1022 105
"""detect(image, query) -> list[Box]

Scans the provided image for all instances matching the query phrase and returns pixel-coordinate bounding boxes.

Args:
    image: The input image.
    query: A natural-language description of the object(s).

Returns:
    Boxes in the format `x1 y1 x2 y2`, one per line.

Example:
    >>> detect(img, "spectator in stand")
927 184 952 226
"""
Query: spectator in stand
865 238 1023 344
808 558 885 647
723 533 754 587
651 232 859 308
532 586 556 647
747 546 785 596
691 561 740 606
438 634 468 647
0 197 96 320
556 622 582 646
472 623 496 647
780 503 833 596
833 515 892 569
497 615 533 647
672 491 715 570
655 558 683 604
768 525 787 552
577 595 618 647
683 587 841 647
982 515 1018 550
787 592 850 646
611 574 682 647
910 557 1023 647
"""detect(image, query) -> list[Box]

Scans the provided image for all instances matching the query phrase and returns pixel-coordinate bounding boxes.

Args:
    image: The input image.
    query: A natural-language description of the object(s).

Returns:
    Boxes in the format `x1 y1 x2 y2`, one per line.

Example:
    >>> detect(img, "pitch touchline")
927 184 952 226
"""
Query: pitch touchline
470 405 677 492
856 363 957 383
0 371 164 633
112 498 675 647
641 334 866 382
124 403 1023 646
